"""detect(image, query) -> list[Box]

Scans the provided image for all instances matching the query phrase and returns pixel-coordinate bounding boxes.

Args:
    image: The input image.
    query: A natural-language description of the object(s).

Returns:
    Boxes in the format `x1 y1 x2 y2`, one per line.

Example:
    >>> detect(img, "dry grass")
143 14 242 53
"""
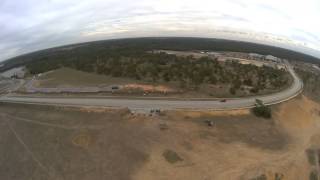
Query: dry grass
1 95 320 179
36 67 136 87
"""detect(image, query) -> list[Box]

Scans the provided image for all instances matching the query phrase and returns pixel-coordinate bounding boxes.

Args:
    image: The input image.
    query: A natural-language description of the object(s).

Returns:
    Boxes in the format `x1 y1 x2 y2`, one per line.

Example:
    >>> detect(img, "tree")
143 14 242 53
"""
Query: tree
232 78 242 89
162 71 171 82
229 87 236 95
243 79 253 86
250 87 259 93
208 75 217 84
179 79 187 88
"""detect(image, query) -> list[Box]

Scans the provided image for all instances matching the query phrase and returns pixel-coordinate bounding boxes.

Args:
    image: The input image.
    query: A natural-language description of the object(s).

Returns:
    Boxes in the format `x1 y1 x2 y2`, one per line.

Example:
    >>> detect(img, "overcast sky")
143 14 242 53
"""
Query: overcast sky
1 0 320 61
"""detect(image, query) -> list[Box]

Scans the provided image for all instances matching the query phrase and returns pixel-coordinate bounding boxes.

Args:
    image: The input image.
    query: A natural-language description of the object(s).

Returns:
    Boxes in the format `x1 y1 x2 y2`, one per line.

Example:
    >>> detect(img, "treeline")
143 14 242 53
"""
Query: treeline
2 37 320 72
26 50 289 93
0 38 319 71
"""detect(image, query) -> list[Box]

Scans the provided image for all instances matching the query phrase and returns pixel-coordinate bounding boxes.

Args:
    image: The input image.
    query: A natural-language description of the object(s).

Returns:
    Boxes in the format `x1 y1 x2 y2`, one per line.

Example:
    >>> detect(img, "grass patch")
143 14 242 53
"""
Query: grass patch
162 149 183 164
72 133 92 148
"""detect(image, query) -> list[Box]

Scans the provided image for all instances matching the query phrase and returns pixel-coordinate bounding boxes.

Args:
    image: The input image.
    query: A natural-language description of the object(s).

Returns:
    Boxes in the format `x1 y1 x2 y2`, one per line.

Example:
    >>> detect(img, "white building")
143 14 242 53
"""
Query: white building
265 55 280 62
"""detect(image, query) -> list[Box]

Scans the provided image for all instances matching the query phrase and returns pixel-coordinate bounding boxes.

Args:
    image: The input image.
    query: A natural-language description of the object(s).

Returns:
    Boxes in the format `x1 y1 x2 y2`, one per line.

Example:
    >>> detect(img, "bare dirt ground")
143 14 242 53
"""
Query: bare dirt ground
0 94 319 180
123 83 176 93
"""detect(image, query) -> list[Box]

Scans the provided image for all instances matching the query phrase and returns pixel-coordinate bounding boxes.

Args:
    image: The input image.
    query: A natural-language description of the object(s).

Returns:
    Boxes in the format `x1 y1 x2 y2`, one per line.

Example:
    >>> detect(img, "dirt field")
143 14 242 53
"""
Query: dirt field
0 95 319 180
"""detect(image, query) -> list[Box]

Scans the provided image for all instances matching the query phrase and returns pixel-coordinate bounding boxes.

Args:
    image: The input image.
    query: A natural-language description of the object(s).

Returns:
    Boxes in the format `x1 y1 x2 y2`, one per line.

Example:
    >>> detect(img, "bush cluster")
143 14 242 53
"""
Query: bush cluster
252 99 272 118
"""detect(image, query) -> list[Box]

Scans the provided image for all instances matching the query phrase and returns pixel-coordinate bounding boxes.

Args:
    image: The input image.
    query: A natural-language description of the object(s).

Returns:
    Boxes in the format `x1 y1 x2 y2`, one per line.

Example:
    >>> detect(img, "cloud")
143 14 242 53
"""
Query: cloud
0 0 320 61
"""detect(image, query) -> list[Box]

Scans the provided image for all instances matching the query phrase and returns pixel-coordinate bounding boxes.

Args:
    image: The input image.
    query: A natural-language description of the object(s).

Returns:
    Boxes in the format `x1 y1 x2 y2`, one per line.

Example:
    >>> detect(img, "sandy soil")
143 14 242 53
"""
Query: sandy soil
133 95 320 180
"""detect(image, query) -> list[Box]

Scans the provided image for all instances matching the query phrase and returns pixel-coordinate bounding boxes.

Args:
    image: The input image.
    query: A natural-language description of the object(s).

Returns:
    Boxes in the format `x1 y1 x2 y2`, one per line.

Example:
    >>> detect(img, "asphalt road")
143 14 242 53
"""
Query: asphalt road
0 64 303 112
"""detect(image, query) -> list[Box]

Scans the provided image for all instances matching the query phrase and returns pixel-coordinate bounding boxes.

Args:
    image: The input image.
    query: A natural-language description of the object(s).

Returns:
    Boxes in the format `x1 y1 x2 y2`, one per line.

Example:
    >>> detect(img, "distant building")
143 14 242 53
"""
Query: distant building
248 53 264 61
207 52 219 55
249 53 263 58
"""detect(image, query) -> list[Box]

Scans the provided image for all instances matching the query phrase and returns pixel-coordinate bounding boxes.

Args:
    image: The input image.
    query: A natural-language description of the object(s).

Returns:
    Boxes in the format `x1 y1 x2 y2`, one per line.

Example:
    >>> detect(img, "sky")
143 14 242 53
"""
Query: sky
1 0 320 61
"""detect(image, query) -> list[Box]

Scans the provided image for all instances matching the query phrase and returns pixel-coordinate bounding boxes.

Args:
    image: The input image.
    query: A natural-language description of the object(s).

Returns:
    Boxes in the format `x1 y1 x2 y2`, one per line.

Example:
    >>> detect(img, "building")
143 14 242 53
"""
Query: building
264 55 281 63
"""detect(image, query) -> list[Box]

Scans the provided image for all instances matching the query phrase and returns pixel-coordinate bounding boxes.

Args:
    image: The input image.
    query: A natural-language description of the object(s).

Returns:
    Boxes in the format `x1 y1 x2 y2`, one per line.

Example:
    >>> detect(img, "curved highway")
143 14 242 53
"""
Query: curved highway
0 63 303 112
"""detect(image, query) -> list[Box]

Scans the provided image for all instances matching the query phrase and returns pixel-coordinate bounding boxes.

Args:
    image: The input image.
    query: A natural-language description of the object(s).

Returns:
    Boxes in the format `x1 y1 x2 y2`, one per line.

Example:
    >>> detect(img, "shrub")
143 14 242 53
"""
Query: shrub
162 150 183 164
252 99 272 119
250 87 259 93
309 170 318 180
252 106 271 118
306 149 317 165
229 87 236 95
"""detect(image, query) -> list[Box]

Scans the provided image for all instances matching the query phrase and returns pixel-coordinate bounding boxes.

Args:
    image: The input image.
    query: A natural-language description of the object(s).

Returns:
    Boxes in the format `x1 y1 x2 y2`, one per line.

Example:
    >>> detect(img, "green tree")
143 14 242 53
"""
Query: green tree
229 87 236 95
